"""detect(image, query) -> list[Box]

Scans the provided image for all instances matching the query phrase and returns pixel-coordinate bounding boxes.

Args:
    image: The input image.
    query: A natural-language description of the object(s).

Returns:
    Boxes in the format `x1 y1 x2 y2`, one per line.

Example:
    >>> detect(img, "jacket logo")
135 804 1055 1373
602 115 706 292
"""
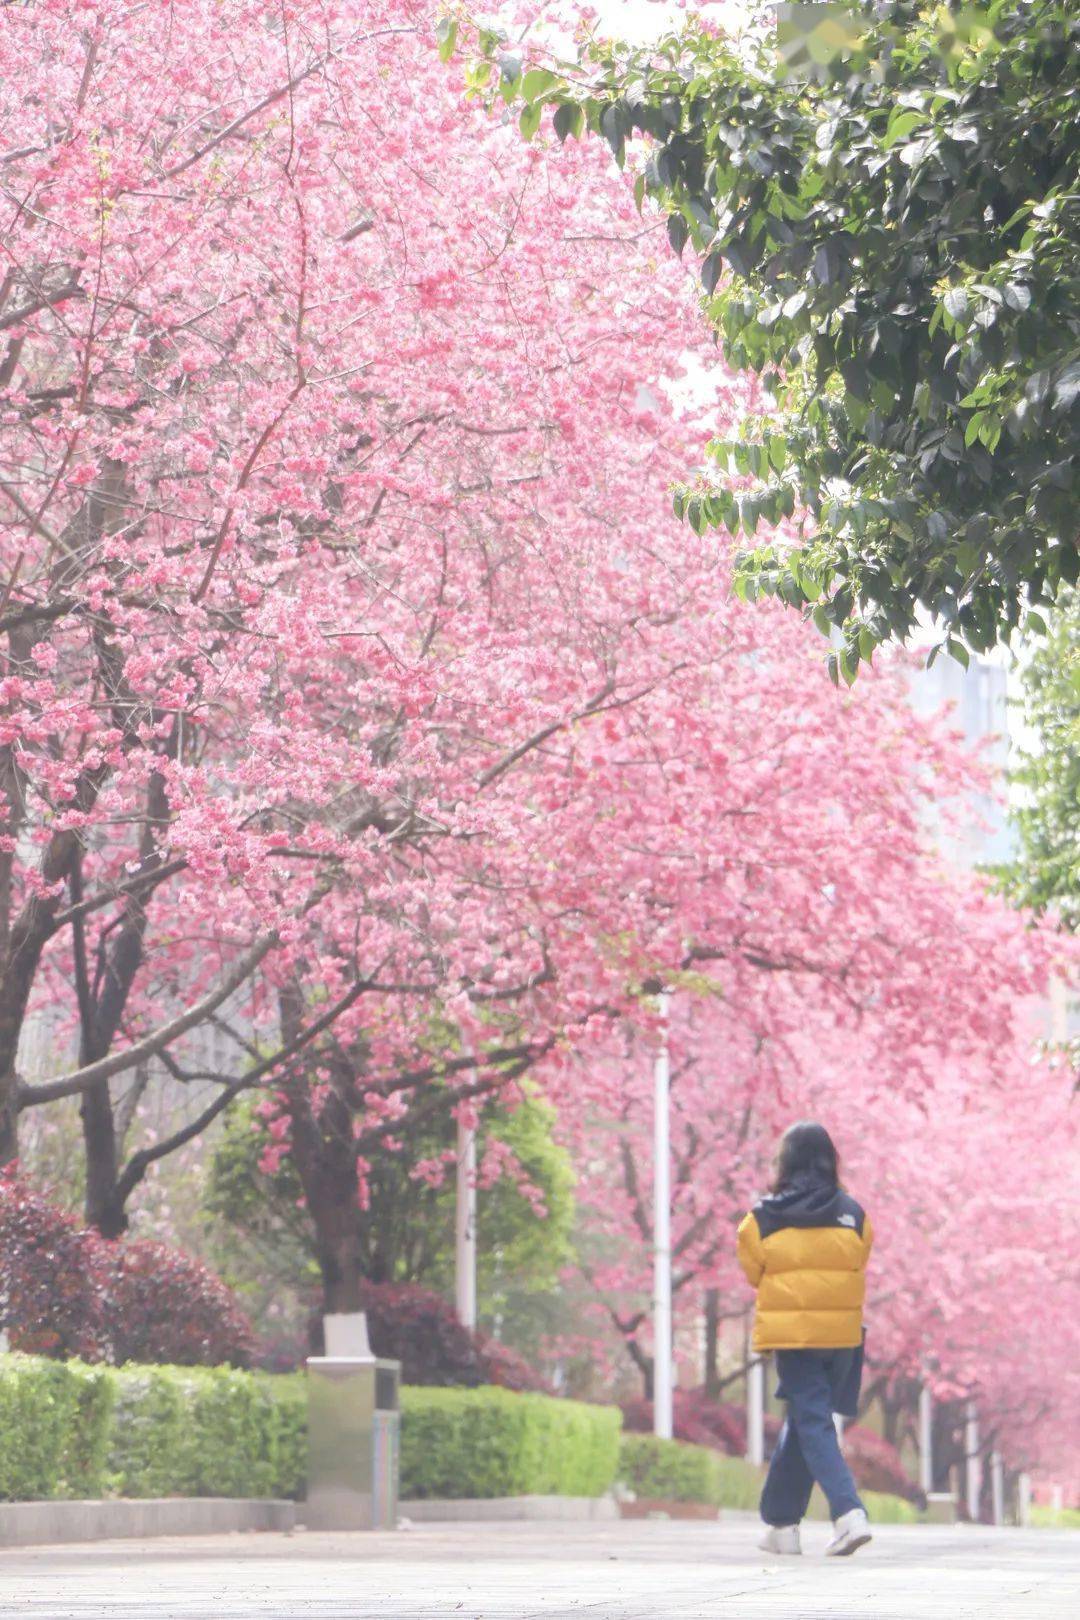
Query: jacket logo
837 1213 856 1227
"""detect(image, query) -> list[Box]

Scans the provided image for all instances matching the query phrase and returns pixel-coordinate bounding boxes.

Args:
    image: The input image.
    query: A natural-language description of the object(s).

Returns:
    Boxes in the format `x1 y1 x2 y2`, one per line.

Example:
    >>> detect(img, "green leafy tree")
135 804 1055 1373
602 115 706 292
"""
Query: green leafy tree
204 1089 575 1347
1009 590 1080 928
465 0 1080 678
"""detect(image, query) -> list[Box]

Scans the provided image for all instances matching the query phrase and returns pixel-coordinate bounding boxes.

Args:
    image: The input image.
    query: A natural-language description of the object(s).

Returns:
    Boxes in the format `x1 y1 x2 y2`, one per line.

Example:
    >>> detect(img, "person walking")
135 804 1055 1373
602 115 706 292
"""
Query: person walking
737 1121 873 1558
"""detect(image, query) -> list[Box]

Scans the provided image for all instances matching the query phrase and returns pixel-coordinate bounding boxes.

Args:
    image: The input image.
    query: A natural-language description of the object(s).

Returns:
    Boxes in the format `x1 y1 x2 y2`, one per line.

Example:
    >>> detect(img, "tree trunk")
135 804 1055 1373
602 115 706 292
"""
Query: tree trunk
278 985 369 1318
74 770 167 1233
82 1078 125 1235
625 1334 654 1401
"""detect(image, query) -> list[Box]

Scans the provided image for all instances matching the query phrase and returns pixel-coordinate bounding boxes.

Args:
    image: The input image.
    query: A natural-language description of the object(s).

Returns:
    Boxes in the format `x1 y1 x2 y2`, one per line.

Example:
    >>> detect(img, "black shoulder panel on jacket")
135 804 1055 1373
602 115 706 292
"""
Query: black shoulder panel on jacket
754 1182 866 1242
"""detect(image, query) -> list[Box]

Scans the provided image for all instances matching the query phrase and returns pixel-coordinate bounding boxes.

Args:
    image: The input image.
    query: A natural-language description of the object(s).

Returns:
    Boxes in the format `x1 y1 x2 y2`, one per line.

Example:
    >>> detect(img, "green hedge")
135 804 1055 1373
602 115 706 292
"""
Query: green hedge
0 1355 922 1514
0 1357 114 1500
1030 1504 1080 1530
400 1386 621 1499
0 1356 618 1504
107 1366 305 1500
618 1434 760 1509
0 1356 304 1503
617 1433 920 1523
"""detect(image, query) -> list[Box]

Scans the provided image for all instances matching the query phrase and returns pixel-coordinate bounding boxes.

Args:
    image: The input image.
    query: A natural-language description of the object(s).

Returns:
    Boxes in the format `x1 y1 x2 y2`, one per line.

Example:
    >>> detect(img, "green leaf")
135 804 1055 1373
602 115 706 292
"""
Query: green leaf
884 108 928 147
522 67 558 102
943 288 969 322
519 103 542 140
552 102 583 143
667 213 689 257
435 17 458 63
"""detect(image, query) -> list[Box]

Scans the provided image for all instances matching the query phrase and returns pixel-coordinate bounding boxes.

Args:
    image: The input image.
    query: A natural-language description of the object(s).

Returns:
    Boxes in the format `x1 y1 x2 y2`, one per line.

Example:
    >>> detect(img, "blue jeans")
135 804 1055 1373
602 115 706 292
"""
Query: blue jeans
760 1347 865 1527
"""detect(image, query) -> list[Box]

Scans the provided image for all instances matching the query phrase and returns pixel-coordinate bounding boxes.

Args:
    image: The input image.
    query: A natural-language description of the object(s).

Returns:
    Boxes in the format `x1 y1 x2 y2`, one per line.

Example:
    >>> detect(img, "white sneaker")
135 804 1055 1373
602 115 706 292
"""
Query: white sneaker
759 1524 802 1555
825 1507 872 1557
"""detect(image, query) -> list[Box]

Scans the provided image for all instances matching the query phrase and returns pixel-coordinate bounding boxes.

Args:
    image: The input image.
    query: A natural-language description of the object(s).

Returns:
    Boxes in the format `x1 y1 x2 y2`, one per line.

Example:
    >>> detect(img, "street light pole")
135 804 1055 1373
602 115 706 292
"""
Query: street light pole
455 1111 477 1330
965 1401 982 1522
918 1384 934 1496
653 990 673 1440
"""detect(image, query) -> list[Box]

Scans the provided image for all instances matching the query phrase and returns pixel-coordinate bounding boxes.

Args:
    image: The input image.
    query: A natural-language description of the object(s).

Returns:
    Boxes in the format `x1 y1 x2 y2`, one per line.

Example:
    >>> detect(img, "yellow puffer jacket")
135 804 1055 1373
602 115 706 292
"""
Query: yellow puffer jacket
737 1176 873 1352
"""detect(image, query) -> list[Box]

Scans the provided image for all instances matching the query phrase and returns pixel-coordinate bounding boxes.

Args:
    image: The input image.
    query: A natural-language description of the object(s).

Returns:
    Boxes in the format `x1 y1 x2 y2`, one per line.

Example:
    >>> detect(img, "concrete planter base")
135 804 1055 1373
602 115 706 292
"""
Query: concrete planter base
398 1495 619 1523
618 1499 721 1521
0 1497 295 1548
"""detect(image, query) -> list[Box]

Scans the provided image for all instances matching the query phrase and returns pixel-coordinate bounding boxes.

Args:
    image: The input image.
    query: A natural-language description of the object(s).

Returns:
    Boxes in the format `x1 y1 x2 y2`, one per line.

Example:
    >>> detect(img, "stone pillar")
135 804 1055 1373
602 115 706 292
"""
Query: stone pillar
306 1313 401 1531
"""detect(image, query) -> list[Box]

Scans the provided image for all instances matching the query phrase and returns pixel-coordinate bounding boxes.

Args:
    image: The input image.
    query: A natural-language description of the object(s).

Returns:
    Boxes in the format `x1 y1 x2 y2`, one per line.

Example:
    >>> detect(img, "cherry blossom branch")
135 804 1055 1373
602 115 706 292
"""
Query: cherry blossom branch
18 930 280 1105
160 27 418 181
112 974 369 1203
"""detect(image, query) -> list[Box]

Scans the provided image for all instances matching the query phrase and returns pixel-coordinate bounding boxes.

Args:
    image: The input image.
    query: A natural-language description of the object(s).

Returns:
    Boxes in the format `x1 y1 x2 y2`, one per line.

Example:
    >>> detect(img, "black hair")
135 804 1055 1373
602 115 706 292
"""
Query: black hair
772 1121 839 1194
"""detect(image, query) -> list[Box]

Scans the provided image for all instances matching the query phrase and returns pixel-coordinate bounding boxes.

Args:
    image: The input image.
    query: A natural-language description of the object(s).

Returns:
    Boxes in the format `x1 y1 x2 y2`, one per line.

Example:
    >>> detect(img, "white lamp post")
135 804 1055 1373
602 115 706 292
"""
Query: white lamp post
455 1111 477 1330
653 990 673 1439
965 1401 982 1522
918 1384 934 1495
990 1451 1005 1527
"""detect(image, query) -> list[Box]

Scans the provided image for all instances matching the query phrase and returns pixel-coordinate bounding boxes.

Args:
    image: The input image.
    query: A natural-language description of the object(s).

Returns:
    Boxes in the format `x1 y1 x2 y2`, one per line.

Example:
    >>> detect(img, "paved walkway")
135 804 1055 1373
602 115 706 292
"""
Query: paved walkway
1 1515 1077 1619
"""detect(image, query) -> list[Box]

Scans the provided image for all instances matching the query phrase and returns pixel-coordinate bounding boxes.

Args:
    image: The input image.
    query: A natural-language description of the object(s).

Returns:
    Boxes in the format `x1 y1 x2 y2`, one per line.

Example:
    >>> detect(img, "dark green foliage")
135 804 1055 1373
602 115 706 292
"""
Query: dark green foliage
399 1386 621 1500
472 1 1080 674
206 1090 574 1358
1007 589 1080 928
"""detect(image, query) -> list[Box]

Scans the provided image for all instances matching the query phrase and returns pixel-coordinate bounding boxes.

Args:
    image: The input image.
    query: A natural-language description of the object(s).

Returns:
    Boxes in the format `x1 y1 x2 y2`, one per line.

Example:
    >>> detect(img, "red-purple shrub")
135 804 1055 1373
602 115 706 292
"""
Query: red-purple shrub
0 1172 109 1359
0 1173 253 1367
762 1412 921 1504
103 1239 255 1367
477 1334 552 1393
843 1423 924 1505
621 1389 748 1455
350 1280 548 1390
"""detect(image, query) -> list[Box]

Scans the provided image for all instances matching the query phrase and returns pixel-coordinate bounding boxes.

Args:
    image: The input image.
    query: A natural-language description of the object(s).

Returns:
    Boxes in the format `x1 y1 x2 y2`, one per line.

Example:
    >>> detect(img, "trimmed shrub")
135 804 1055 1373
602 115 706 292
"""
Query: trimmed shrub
400 1386 621 1500
621 1390 746 1456
356 1281 548 1392
106 1365 190 1498
0 1177 109 1360
621 1388 921 1507
0 1356 113 1500
843 1424 925 1506
0 1358 616 1506
1030 1504 1080 1530
107 1365 304 1499
618 1434 761 1509
104 1242 255 1368
0 1175 254 1369
478 1335 552 1393
862 1489 921 1523
618 1433 920 1522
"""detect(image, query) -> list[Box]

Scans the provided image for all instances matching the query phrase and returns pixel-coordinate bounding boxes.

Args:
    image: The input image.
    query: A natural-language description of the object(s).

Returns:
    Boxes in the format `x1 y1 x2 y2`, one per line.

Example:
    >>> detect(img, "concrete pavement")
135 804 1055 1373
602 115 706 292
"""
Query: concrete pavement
0 1514 1076 1619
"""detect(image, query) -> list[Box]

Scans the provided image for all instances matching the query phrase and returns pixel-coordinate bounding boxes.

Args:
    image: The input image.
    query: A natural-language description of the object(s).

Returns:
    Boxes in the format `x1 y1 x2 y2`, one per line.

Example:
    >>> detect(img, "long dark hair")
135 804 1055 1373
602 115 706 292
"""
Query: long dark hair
772 1121 839 1194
